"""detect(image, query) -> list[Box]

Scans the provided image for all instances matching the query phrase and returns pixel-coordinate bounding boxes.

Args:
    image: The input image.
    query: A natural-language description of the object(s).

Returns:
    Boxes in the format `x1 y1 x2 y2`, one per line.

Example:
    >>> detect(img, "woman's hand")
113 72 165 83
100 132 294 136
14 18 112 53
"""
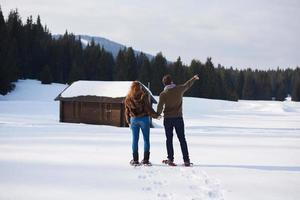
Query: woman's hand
153 114 162 120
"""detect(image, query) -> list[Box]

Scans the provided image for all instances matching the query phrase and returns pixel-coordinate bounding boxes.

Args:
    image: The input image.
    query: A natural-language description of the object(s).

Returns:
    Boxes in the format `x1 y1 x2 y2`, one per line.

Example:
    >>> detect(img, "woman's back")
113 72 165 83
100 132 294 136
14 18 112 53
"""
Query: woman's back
125 92 149 118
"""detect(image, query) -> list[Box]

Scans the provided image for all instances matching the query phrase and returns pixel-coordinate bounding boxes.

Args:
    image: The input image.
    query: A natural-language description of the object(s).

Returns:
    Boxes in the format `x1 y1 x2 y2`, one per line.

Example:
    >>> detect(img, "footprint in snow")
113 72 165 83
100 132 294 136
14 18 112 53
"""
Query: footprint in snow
157 192 173 200
138 174 147 180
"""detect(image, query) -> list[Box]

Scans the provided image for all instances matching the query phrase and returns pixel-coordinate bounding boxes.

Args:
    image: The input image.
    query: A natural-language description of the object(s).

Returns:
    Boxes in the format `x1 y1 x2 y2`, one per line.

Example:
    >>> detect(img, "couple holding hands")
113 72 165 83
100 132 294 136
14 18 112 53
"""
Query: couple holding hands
125 74 199 166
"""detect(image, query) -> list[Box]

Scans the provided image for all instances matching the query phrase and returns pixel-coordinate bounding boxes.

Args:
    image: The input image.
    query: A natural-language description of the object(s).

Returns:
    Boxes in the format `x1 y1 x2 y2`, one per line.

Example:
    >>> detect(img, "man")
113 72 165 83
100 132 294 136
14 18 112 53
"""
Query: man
157 74 199 166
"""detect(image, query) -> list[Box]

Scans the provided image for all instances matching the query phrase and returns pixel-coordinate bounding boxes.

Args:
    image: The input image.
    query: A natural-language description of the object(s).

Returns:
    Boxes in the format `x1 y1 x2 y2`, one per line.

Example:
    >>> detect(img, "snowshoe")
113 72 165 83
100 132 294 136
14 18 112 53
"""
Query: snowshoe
141 160 152 166
183 161 193 167
162 159 177 166
130 160 141 166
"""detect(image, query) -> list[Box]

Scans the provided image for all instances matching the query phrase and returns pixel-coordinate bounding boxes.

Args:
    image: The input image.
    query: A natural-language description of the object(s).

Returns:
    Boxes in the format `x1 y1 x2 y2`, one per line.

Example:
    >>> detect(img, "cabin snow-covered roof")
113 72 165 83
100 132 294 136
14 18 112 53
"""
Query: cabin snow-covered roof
62 81 132 98
55 80 157 103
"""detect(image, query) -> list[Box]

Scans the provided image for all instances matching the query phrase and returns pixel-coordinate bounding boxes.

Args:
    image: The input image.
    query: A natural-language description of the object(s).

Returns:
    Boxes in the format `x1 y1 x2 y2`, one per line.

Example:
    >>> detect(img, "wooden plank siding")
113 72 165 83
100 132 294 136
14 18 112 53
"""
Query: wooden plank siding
60 100 124 127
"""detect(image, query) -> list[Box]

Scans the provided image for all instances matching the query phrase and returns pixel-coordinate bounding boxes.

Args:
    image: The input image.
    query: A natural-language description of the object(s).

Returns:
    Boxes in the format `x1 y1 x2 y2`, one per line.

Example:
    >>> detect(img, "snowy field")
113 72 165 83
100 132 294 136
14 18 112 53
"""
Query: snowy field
0 80 300 200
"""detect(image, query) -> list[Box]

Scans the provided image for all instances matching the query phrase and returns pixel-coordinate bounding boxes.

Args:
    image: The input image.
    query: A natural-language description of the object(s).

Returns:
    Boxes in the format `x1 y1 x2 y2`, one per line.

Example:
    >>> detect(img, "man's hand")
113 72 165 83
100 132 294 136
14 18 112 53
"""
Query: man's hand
193 74 199 80
153 114 162 120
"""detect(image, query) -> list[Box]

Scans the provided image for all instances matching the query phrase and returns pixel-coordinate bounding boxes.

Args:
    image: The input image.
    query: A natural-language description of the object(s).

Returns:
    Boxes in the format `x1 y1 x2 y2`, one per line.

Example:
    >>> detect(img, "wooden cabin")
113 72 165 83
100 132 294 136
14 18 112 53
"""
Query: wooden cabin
54 81 157 127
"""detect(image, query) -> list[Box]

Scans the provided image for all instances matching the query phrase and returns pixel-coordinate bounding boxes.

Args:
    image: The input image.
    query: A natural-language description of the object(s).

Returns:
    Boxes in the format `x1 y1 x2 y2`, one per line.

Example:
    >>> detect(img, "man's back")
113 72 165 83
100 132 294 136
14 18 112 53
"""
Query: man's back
158 86 185 118
157 76 197 118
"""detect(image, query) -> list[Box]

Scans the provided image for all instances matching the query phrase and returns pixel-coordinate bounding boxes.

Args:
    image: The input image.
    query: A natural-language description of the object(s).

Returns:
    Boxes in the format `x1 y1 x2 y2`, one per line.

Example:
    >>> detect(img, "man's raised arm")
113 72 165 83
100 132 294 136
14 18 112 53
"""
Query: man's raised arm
182 75 199 92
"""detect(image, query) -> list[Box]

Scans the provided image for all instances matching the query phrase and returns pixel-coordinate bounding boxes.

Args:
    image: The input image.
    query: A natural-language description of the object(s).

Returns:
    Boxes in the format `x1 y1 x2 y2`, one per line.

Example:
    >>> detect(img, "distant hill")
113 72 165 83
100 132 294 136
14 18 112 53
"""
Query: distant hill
53 34 154 59
53 35 154 60
78 35 126 57
78 35 154 59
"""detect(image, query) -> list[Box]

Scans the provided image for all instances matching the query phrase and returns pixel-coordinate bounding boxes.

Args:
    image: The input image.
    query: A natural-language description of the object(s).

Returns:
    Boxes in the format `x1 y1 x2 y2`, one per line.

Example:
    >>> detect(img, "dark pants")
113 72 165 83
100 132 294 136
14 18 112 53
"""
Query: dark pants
163 117 190 162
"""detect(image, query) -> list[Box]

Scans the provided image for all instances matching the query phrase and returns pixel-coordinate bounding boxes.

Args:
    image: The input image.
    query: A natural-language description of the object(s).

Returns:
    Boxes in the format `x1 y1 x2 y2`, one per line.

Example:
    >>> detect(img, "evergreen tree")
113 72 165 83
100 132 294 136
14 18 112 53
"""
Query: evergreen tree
242 70 256 100
187 59 202 97
171 57 186 84
255 72 272 100
125 47 138 80
82 38 101 80
40 65 52 84
138 53 152 86
114 47 137 81
5 9 24 80
201 57 217 98
222 67 238 101
30 15 51 79
275 73 287 101
49 38 64 83
285 68 293 96
237 71 245 99
98 48 114 81
214 68 226 100
68 61 85 84
67 34 84 81
23 15 34 78
0 6 15 94
125 47 138 81
291 68 300 101
292 82 300 101
150 52 167 95
5 39 20 82
114 48 127 80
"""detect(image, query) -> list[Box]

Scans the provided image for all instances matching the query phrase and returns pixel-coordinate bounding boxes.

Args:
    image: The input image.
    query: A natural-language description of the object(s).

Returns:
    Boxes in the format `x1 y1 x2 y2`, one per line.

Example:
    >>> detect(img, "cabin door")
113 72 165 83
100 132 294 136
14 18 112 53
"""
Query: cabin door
100 103 111 125
100 103 121 126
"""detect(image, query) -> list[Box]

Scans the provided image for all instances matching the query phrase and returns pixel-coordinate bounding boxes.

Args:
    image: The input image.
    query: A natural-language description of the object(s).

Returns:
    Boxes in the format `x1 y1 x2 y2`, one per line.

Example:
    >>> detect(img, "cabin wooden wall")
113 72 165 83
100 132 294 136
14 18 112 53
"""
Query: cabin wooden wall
61 101 125 127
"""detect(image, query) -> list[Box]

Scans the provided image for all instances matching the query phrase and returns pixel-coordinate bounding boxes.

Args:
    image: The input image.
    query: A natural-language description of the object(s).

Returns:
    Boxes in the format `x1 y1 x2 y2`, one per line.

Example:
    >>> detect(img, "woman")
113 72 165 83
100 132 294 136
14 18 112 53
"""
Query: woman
125 81 159 166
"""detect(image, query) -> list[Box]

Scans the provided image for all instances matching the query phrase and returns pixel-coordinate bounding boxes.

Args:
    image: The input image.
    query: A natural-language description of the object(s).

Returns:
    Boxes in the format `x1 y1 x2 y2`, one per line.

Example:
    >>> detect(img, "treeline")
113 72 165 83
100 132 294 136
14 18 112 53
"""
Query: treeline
0 7 300 101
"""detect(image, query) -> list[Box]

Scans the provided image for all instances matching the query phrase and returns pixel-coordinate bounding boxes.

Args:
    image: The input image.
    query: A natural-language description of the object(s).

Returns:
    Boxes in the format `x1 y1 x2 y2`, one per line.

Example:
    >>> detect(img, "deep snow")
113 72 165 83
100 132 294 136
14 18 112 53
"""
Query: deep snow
0 80 300 200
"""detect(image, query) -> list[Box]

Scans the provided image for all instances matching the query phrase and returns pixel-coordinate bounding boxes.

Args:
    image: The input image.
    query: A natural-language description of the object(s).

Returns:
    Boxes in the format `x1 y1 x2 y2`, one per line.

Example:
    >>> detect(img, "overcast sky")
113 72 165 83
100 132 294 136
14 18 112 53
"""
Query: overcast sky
1 0 300 69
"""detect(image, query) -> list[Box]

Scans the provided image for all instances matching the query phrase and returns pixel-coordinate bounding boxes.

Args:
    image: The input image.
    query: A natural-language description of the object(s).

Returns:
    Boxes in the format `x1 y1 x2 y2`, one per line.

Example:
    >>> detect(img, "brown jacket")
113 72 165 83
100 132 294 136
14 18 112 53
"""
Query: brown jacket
124 92 159 124
157 77 197 118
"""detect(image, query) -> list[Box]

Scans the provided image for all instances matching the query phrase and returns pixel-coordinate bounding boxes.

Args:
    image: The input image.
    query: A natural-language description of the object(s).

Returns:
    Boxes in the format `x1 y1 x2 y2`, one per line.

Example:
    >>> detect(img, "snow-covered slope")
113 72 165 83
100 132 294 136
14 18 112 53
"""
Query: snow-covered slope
1 80 300 200
78 35 126 57
78 35 154 59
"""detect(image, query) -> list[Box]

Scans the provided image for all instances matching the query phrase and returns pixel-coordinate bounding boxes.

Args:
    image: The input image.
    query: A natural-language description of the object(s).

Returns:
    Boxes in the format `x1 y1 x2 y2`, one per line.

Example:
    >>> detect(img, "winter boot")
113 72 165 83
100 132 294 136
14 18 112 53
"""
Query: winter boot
141 151 152 166
130 152 140 166
162 159 177 166
183 159 193 167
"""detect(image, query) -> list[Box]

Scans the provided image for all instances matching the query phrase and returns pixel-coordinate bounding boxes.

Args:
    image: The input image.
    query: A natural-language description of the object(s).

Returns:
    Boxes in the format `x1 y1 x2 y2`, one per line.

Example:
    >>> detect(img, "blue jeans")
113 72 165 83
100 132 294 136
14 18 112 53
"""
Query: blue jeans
130 116 150 153
164 117 190 162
